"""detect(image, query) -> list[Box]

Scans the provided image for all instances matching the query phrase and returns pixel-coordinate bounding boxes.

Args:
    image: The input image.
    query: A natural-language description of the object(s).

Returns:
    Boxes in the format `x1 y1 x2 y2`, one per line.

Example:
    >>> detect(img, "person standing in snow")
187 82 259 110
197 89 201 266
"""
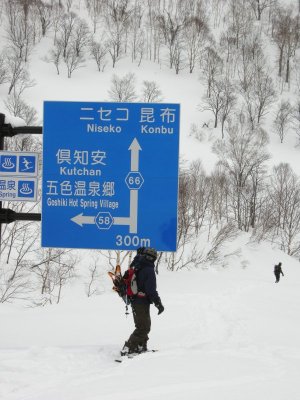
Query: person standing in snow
274 262 284 283
121 247 164 356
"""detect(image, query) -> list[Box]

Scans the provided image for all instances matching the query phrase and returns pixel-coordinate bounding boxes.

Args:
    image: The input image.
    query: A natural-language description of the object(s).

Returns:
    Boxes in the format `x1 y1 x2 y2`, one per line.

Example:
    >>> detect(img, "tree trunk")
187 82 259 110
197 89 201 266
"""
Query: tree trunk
285 56 290 83
278 46 284 77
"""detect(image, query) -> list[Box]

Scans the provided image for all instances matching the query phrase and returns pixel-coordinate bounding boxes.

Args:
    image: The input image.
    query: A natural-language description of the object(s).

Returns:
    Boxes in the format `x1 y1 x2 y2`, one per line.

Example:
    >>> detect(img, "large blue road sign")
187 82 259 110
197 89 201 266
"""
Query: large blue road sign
42 101 180 251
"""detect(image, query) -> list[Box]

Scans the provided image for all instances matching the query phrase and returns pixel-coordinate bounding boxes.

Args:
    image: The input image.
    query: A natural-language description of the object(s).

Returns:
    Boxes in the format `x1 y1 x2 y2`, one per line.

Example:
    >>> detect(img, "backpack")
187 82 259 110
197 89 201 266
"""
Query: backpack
123 266 146 299
123 267 138 297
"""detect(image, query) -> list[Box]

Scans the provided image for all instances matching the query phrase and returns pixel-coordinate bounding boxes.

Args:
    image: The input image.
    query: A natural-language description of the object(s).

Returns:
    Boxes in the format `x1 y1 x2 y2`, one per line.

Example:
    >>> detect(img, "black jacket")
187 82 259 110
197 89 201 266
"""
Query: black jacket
130 255 161 305
274 264 284 275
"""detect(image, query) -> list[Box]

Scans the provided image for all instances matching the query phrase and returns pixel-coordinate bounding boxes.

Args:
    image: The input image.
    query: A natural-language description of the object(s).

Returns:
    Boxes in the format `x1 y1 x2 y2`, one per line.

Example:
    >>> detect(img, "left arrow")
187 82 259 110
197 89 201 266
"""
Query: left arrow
71 213 95 227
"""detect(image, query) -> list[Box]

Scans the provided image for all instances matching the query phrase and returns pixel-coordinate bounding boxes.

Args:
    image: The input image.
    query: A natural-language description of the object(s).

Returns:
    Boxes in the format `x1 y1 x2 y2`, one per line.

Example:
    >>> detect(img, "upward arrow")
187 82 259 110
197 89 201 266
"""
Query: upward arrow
128 138 142 172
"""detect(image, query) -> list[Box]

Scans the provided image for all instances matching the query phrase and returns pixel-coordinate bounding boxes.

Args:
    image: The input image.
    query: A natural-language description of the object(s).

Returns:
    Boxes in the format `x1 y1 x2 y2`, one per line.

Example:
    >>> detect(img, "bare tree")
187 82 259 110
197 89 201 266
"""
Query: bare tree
183 13 209 73
272 5 299 82
106 30 124 67
66 0 74 13
90 38 108 71
172 37 186 74
133 29 145 66
219 27 238 70
0 216 40 303
210 165 230 225
63 44 85 78
46 39 63 74
219 80 237 137
273 100 294 143
5 50 34 95
200 78 224 129
200 77 236 132
58 12 77 58
157 1 187 69
108 73 137 102
104 0 133 67
30 248 78 305
261 163 300 257
129 0 144 62
84 254 105 297
51 2 65 44
292 100 300 145
140 80 163 102
145 0 163 62
98 249 131 270
284 17 300 84
213 121 270 230
246 0 276 21
226 0 254 50
35 0 52 36
204 222 238 264
86 0 104 33
72 19 90 57
5 0 35 62
0 53 8 85
200 46 223 98
241 66 276 129
5 92 38 125
169 169 195 270
237 30 264 91
188 160 213 235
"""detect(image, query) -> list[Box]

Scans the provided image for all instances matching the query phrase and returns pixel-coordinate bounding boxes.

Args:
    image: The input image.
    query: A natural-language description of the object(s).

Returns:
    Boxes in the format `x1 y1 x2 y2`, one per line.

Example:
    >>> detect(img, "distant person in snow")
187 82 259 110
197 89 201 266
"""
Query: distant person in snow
121 247 164 356
274 262 284 283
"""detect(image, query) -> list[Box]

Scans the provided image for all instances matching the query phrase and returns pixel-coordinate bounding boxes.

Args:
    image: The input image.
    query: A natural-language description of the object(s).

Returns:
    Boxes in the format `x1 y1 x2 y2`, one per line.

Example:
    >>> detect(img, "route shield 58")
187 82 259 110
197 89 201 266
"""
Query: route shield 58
42 101 180 251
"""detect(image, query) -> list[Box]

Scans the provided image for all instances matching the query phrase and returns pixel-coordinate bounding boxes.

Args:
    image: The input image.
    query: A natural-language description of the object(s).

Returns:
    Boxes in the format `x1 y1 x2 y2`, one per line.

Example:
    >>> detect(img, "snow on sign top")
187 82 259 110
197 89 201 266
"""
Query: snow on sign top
42 101 180 251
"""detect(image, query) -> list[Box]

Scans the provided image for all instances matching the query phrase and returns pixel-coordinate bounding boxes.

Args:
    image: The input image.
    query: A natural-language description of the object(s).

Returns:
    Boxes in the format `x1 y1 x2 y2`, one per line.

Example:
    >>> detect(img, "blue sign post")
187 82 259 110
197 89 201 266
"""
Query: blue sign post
42 101 180 251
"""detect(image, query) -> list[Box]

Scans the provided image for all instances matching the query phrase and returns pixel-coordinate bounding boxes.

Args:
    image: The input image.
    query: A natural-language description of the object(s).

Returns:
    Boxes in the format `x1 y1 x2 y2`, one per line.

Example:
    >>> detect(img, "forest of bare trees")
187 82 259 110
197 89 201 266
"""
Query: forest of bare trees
1 0 300 302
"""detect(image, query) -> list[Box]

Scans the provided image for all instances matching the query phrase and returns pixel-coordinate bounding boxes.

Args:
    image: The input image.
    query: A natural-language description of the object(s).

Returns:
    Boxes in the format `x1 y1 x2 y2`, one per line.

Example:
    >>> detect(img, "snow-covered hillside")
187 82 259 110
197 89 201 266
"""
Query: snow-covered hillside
1 240 300 400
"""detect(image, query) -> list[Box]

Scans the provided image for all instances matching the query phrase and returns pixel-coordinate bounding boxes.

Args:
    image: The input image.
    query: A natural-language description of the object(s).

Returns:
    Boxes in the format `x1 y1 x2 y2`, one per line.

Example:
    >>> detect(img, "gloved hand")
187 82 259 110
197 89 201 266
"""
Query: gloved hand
154 300 164 315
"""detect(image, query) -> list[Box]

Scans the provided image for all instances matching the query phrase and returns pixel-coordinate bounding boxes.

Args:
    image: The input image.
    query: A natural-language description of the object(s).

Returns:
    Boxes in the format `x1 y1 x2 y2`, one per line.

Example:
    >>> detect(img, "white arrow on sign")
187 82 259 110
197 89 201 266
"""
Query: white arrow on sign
71 138 141 233
129 138 142 172
112 138 141 232
128 189 138 233
71 213 95 227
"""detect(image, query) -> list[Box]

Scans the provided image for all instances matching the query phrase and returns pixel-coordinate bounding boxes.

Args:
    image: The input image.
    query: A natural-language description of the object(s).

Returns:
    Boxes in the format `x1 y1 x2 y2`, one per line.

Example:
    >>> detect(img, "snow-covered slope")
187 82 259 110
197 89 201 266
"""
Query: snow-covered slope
1 241 300 400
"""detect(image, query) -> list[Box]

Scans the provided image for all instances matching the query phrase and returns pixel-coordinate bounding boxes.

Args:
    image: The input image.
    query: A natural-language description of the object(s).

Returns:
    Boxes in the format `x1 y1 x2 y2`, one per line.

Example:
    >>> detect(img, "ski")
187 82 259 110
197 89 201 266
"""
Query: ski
108 265 123 292
115 350 158 363
108 265 121 283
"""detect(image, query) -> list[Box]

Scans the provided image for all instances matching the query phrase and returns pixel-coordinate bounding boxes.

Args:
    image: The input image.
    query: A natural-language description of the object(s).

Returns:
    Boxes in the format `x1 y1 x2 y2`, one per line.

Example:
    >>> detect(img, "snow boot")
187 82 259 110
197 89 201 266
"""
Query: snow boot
137 343 148 353
120 341 139 356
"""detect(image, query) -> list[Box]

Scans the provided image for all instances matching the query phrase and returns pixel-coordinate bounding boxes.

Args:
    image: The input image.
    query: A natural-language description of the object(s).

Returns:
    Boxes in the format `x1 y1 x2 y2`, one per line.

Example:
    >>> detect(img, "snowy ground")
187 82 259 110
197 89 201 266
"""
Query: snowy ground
1 241 300 400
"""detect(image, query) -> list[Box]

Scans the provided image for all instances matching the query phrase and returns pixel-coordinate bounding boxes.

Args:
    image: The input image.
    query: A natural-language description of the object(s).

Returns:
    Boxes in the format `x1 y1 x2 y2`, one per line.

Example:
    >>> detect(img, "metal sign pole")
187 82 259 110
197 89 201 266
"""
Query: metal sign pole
0 113 5 252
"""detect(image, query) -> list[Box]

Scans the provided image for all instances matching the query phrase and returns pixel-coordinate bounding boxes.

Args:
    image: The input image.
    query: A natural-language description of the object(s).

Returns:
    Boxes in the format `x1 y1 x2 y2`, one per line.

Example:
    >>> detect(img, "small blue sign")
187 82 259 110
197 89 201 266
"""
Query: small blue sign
0 152 38 176
18 180 35 198
0 177 37 201
19 156 36 174
42 101 180 251
0 155 17 173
